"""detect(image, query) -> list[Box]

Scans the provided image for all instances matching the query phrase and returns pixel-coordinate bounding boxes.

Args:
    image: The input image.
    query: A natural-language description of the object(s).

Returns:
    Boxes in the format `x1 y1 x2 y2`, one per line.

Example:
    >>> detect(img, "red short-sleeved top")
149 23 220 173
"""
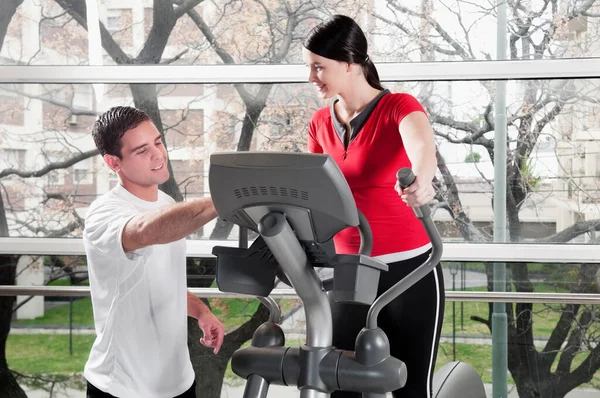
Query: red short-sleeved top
308 92 431 259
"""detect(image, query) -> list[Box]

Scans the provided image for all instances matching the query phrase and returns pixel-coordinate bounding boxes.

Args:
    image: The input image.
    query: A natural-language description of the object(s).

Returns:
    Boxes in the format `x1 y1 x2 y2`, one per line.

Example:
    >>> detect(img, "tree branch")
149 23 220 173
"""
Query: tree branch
556 309 592 375
432 118 494 148
160 48 189 64
181 4 234 64
278 301 303 324
54 0 131 64
373 12 462 57
253 0 277 59
0 0 23 54
541 219 600 243
273 11 296 61
0 149 99 179
173 0 204 18
13 217 82 237
558 331 600 395
471 315 491 329
182 6 253 103
43 192 85 226
1 85 100 116
225 302 269 344
532 0 595 58
384 0 473 60
436 147 489 242
541 304 580 369
136 0 177 63
573 0 597 17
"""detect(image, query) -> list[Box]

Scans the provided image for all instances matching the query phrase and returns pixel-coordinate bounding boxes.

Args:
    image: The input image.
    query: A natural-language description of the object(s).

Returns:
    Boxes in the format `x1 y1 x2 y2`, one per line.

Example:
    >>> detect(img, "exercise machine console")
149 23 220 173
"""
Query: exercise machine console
209 152 485 398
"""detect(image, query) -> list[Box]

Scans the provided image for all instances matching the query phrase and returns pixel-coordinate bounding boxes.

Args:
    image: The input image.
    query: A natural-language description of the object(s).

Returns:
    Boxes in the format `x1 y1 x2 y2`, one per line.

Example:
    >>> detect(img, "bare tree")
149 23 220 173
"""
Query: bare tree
375 1 600 396
0 152 96 396
0 0 26 395
0 0 23 56
0 1 344 396
0 92 99 394
0 0 235 395
190 0 355 239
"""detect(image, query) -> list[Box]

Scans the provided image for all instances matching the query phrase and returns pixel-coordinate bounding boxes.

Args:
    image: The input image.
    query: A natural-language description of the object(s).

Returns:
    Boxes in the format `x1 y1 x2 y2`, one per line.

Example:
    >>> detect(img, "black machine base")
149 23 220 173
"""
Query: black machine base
231 321 407 396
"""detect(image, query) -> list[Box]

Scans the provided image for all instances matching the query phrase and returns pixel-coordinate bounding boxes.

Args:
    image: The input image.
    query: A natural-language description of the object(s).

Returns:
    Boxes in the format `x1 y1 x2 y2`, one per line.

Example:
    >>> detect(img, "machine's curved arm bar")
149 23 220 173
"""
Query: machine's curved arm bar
365 168 443 329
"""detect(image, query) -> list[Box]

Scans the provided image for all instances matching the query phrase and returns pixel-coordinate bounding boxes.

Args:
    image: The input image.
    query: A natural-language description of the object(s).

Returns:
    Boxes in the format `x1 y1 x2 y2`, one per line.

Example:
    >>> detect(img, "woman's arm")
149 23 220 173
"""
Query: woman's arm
396 111 437 207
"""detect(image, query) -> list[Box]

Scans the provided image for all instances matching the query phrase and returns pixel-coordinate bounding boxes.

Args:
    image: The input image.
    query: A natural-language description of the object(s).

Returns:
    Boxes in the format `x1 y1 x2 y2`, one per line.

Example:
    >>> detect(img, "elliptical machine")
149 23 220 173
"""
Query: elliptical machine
209 152 486 398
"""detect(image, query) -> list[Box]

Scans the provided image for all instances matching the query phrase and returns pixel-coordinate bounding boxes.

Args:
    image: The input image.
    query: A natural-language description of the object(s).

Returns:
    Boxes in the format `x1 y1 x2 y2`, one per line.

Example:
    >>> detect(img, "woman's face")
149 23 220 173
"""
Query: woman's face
302 48 351 100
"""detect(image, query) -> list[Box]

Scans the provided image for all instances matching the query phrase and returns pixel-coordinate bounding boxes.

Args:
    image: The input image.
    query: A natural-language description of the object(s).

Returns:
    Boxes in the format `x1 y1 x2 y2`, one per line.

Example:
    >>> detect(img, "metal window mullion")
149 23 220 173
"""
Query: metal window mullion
1 58 600 84
0 238 598 263
0 285 598 304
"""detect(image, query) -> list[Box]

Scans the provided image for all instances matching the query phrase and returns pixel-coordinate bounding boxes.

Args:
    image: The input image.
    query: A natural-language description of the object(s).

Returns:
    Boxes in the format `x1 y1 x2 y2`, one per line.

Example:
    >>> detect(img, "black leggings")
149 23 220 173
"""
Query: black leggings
329 250 445 398
86 381 196 398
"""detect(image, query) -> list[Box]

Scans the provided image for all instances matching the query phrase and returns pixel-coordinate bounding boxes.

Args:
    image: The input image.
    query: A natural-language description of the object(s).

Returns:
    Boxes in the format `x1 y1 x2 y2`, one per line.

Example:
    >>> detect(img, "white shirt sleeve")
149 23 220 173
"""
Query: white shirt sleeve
84 199 151 263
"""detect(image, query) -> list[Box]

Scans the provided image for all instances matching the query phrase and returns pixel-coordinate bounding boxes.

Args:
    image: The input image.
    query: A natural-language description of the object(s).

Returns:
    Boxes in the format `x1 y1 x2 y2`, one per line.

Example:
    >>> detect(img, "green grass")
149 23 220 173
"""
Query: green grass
14 283 568 338
13 297 300 330
7 335 600 390
12 283 573 348
6 334 95 374
441 284 569 336
458 262 571 276
14 298 94 326
208 298 261 329
436 343 505 384
12 283 574 352
47 279 90 286
11 283 599 389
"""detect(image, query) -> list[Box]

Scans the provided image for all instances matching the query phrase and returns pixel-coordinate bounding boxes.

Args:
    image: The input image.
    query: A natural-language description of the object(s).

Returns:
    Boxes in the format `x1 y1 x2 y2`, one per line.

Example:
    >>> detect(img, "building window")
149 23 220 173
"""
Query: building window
73 158 93 185
106 10 121 31
0 149 25 169
47 170 65 186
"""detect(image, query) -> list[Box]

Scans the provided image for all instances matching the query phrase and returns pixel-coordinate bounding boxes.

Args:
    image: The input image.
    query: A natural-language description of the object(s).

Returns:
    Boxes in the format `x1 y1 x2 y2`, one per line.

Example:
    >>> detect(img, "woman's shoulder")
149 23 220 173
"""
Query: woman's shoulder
311 105 331 121
309 105 332 131
381 91 426 117
383 91 422 105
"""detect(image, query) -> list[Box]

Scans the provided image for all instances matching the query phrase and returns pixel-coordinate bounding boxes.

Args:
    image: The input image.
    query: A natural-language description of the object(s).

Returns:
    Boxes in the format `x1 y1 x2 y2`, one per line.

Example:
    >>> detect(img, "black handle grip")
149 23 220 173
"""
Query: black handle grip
396 167 430 219
396 168 416 190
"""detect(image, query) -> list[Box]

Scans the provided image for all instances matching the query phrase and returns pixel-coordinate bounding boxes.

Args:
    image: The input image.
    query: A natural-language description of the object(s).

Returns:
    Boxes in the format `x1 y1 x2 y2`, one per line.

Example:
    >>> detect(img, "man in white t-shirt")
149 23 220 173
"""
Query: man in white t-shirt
83 106 225 398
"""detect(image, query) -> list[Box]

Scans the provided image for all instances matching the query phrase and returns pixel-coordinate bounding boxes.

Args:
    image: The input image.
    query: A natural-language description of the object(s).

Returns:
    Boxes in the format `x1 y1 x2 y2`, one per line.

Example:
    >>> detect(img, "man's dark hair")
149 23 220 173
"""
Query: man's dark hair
92 106 152 158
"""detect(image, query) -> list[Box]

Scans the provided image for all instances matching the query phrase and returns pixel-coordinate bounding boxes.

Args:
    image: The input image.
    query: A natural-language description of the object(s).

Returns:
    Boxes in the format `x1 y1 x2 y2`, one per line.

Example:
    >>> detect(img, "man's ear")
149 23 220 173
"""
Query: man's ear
104 154 120 172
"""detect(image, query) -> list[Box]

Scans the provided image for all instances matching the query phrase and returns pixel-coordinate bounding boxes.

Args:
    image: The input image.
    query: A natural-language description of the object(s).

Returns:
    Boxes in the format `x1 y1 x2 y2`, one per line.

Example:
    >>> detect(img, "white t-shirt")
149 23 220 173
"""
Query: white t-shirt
82 184 194 398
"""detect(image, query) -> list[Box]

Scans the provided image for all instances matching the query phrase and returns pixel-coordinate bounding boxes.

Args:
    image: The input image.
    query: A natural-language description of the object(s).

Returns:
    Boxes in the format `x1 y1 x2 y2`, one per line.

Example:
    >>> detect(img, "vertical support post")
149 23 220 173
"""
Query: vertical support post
449 262 459 362
239 226 248 249
461 263 465 330
69 297 73 356
452 275 456 361
493 0 508 396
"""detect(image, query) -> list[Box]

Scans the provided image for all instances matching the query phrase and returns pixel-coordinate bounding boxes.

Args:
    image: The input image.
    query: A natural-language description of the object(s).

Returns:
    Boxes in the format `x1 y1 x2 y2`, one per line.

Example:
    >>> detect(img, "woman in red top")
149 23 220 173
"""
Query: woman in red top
303 15 445 398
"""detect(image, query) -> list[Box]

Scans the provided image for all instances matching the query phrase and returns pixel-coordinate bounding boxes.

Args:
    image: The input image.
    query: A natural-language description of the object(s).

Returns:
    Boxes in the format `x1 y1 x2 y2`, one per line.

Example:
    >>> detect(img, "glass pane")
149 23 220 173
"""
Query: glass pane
3 1 600 66
4 258 598 396
1 79 600 243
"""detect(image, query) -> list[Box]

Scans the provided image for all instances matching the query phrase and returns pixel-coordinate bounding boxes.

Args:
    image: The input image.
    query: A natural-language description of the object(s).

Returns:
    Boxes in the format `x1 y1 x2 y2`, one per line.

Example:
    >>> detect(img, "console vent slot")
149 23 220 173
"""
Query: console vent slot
233 186 309 201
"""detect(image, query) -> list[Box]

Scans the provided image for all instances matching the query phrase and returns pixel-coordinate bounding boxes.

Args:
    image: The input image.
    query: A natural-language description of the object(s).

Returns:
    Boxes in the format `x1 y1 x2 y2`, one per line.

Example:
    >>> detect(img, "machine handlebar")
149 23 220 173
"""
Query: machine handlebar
364 168 443 329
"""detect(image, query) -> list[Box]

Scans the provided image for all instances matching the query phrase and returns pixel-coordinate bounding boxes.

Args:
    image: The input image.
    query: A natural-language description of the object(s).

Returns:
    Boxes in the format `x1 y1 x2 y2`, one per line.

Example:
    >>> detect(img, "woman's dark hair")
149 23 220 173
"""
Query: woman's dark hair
92 106 151 158
303 14 383 90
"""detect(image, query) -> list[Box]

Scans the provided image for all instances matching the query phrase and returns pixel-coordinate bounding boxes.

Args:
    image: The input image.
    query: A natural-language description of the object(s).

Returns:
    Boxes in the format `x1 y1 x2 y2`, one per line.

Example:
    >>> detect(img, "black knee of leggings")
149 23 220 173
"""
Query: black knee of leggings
329 251 445 398
86 381 196 398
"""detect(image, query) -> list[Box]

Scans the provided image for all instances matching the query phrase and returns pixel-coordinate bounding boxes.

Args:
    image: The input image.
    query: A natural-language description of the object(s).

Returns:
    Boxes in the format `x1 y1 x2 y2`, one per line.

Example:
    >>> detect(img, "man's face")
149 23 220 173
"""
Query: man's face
106 120 170 192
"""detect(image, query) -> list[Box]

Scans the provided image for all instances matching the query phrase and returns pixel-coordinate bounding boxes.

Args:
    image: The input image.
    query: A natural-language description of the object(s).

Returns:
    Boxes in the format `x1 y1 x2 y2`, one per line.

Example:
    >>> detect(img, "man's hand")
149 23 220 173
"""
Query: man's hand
197 311 225 354
394 175 435 207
